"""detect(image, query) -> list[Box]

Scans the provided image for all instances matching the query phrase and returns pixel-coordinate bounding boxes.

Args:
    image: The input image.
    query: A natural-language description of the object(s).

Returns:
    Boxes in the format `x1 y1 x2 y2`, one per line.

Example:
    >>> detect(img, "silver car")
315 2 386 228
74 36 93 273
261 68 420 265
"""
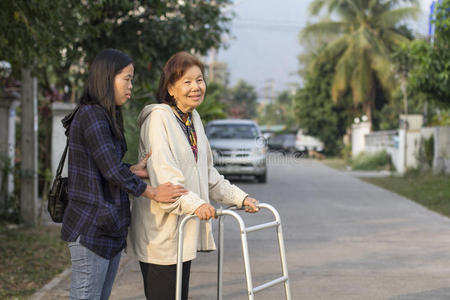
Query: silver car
205 119 267 183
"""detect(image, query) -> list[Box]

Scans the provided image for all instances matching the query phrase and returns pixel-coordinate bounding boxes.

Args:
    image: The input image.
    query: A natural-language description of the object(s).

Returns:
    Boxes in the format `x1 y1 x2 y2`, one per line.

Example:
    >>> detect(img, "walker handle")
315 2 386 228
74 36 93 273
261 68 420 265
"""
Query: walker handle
215 201 260 218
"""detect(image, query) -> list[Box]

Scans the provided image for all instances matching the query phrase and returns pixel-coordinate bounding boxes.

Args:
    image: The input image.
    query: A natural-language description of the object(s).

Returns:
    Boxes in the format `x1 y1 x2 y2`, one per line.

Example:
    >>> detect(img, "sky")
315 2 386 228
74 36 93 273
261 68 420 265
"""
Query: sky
215 0 435 99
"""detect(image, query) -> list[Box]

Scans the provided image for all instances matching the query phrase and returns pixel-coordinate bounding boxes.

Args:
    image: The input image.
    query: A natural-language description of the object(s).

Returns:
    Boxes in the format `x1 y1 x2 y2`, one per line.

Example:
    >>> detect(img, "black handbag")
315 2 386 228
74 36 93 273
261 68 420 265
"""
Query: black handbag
47 141 69 222
47 105 79 223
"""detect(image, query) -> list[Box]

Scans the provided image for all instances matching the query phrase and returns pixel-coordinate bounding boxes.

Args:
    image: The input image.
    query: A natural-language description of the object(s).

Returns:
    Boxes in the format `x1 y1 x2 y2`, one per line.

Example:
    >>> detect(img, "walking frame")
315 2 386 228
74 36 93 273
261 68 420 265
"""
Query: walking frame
176 202 291 300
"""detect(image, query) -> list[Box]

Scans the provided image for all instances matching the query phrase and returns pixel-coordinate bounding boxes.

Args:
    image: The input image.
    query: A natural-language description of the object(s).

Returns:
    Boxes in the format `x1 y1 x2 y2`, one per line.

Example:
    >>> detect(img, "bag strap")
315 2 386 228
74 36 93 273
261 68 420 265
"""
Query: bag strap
56 105 80 176
55 139 69 177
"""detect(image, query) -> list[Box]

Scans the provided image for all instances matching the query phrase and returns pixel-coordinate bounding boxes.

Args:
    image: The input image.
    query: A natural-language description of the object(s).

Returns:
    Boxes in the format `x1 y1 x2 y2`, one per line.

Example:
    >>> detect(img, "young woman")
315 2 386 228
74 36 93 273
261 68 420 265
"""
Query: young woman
61 49 187 300
128 51 259 300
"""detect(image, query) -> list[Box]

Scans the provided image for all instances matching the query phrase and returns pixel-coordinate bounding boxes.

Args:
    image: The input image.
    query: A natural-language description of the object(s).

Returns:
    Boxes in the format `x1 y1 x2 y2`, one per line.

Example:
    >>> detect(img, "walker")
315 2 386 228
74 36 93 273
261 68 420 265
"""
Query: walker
176 202 291 300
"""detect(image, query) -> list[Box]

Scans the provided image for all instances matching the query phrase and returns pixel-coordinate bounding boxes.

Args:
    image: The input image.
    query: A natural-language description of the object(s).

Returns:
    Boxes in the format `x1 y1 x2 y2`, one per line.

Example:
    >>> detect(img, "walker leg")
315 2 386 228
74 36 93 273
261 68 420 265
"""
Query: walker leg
217 215 224 300
176 215 196 300
240 227 255 300
277 223 291 300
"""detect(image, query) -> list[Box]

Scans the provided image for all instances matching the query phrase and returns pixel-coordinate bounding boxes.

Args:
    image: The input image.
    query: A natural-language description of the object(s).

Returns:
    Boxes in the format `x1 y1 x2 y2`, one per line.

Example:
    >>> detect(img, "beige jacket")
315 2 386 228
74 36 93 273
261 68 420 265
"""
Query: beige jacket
127 104 247 265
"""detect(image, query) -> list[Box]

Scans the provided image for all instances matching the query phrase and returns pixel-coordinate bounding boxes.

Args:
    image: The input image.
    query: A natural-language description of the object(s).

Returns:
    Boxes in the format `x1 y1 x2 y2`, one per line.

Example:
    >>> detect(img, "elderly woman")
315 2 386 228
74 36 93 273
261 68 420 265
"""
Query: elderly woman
127 51 259 300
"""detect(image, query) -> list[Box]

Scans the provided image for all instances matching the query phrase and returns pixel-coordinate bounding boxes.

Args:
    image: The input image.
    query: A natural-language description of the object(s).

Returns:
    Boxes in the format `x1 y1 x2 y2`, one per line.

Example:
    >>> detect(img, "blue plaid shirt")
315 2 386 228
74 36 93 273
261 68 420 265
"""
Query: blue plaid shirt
61 104 147 259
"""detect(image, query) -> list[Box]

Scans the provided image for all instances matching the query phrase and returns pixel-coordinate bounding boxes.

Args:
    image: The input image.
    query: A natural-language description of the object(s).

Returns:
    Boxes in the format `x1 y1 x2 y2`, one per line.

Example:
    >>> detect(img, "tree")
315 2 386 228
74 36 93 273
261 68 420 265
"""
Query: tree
226 80 258 119
408 0 450 108
1 0 233 100
196 81 228 123
0 0 234 222
259 91 298 130
294 59 354 156
300 0 419 129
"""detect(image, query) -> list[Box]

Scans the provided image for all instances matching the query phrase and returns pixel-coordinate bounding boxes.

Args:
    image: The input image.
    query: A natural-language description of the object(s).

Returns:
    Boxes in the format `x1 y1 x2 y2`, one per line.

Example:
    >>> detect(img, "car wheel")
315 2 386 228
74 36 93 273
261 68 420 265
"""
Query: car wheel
256 172 267 183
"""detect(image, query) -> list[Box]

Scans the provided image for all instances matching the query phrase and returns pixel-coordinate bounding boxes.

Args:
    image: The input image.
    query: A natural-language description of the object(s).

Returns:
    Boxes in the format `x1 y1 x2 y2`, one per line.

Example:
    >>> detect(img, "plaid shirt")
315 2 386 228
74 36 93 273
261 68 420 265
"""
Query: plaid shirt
61 104 147 259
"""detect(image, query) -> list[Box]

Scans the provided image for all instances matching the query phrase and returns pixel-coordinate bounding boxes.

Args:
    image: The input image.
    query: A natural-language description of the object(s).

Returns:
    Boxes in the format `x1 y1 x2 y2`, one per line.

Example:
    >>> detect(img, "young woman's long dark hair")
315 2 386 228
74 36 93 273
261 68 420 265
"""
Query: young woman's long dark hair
79 48 133 138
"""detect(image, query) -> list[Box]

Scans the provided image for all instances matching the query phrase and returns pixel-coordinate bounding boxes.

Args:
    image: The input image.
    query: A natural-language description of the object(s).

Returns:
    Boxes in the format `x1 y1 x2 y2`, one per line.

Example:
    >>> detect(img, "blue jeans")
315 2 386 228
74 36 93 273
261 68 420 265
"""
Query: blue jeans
68 237 121 300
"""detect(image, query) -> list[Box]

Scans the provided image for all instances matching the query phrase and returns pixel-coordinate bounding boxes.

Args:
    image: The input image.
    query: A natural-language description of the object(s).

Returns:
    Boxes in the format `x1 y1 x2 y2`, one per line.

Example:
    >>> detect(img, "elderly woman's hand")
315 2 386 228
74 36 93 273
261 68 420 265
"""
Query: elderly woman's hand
194 203 216 220
243 197 259 213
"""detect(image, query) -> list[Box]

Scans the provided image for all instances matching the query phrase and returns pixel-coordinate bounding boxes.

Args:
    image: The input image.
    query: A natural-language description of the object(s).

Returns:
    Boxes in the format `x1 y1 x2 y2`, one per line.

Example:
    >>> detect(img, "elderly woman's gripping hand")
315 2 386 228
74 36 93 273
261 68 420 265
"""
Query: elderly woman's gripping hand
194 203 216 220
243 197 259 213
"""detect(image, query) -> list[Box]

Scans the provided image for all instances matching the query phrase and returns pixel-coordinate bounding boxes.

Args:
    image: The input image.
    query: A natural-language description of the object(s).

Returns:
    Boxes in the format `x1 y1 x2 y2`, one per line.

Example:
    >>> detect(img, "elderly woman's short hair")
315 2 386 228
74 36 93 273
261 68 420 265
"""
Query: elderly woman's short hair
157 52 205 106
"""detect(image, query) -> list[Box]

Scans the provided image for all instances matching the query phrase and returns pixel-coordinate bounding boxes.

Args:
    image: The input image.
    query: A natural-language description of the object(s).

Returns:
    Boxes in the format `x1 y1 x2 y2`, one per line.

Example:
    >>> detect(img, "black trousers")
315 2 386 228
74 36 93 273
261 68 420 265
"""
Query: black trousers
139 260 191 300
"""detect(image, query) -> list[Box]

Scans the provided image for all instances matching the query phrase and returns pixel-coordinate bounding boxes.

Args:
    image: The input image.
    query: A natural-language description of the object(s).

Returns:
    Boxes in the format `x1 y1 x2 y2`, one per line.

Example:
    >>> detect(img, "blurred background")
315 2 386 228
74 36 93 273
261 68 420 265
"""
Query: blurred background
0 1 449 298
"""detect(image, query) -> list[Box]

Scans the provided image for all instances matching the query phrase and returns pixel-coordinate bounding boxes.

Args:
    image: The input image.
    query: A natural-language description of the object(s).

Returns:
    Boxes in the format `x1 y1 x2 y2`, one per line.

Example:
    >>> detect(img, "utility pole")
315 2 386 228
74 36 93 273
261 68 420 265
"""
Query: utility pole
20 68 38 226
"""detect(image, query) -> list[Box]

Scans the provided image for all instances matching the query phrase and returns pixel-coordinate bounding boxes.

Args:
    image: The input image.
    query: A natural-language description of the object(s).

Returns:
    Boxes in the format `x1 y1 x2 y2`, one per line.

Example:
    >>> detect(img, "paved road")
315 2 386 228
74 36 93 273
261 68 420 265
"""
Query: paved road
34 156 450 299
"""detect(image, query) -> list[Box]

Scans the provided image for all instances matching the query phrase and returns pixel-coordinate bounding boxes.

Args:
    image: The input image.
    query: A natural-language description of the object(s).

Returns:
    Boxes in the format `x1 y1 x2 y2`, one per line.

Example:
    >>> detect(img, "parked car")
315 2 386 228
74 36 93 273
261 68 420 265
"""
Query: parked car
205 119 267 183
295 129 324 153
268 133 298 154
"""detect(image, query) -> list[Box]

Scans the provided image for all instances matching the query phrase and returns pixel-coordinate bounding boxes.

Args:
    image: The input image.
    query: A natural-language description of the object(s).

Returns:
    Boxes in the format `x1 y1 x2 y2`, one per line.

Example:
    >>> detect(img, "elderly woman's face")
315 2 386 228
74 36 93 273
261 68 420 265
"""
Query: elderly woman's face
169 65 206 112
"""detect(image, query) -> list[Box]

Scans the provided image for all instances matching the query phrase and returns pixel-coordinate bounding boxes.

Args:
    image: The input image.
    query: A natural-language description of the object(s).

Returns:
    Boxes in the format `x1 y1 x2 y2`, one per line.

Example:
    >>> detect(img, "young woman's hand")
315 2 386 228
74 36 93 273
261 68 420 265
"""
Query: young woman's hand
152 182 188 203
194 203 216 220
130 152 151 178
243 197 259 213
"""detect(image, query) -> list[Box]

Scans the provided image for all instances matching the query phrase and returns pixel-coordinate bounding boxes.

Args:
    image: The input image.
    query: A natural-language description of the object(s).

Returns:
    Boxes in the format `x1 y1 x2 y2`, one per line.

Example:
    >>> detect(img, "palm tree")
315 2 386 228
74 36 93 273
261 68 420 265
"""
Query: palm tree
300 0 419 129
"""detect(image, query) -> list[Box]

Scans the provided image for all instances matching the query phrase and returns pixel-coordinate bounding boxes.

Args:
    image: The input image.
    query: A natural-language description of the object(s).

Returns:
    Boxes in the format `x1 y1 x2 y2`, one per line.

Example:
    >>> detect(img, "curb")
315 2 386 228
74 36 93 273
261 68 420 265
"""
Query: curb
29 267 71 300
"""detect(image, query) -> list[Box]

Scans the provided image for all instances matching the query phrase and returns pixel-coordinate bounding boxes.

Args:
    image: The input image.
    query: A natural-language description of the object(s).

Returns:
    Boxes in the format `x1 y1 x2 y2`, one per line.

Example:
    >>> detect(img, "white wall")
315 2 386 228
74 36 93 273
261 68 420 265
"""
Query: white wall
51 102 76 178
360 126 450 174
434 126 450 174
352 122 371 157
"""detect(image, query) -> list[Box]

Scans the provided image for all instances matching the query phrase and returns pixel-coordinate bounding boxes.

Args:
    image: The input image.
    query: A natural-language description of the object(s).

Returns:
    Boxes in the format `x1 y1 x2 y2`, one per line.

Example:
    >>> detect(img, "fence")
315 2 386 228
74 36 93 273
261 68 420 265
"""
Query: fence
353 121 450 174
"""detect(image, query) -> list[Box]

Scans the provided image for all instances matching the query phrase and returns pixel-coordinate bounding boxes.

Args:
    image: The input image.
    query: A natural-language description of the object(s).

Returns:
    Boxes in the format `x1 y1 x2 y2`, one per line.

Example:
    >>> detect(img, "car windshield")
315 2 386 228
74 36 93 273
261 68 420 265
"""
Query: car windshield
206 124 258 139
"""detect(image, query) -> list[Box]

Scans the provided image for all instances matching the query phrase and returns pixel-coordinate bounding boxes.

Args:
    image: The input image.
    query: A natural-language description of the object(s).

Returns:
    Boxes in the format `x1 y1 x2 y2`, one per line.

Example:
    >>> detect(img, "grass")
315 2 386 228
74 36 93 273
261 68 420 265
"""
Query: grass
351 150 392 171
362 171 450 218
323 153 392 172
322 158 350 171
0 224 70 300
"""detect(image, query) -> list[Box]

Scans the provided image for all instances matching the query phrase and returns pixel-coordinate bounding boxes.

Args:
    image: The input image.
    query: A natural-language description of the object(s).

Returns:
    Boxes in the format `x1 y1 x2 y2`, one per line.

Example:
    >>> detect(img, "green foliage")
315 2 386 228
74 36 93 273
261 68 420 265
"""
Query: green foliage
258 91 298 131
1 0 233 212
351 150 392 171
0 0 83 72
300 0 419 127
429 110 450 126
122 104 142 164
373 101 401 130
0 0 233 99
196 81 227 124
407 0 449 107
294 59 353 156
423 135 434 168
225 80 258 119
340 143 352 162
407 41 450 107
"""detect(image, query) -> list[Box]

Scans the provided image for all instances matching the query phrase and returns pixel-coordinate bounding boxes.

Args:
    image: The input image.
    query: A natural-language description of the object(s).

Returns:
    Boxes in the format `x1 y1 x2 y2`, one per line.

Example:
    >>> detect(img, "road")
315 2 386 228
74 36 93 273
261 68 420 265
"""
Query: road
35 156 450 299
186 156 450 299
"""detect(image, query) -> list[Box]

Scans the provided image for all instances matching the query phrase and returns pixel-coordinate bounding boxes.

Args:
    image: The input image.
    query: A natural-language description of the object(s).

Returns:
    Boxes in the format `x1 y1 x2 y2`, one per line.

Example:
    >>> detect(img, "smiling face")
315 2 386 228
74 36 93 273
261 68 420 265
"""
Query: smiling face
168 65 206 113
114 63 134 106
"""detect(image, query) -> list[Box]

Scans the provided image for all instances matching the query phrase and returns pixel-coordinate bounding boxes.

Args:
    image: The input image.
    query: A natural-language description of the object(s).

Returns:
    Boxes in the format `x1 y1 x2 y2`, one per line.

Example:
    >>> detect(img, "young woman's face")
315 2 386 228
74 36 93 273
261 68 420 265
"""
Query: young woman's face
114 64 134 106
168 65 206 112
